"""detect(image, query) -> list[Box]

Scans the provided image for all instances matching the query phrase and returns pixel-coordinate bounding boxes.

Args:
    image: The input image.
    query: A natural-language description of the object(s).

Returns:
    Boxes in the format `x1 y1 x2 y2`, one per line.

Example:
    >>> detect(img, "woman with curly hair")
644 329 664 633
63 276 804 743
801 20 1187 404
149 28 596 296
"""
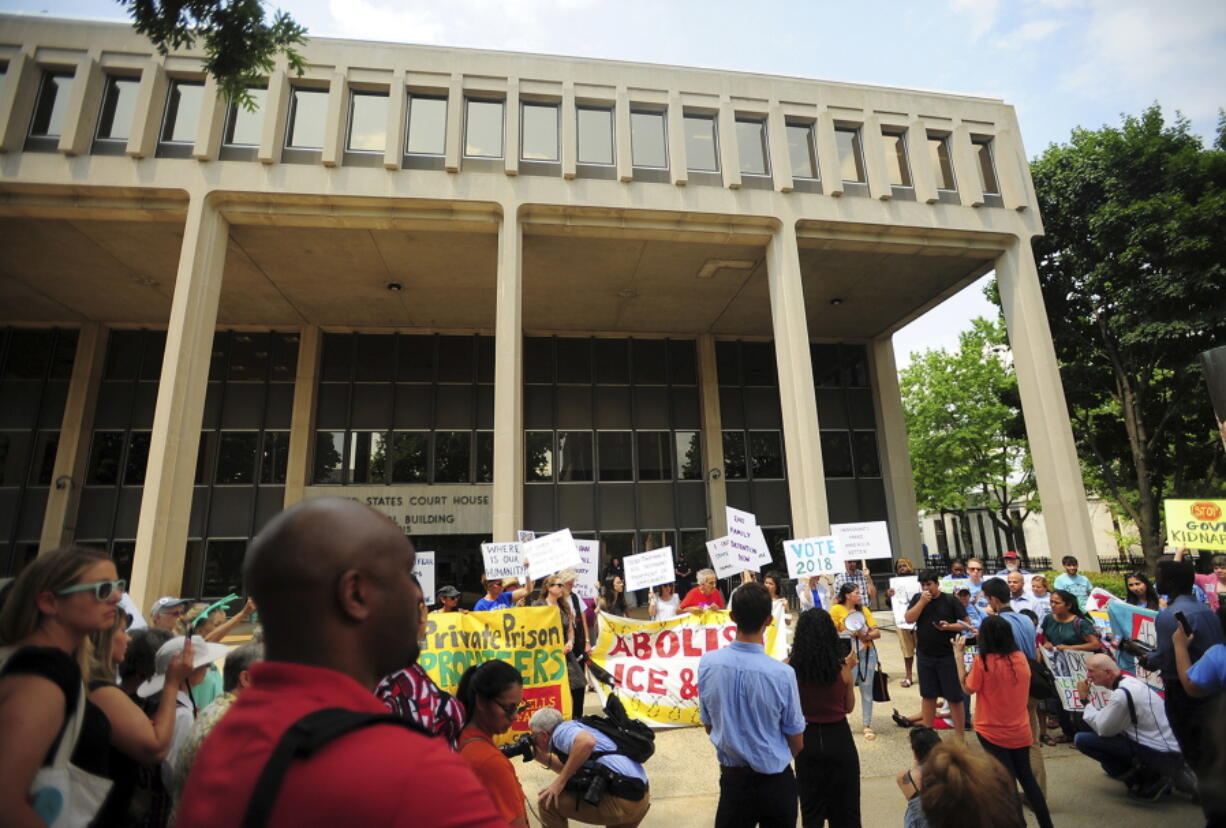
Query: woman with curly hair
790 608 861 827
953 616 1052 828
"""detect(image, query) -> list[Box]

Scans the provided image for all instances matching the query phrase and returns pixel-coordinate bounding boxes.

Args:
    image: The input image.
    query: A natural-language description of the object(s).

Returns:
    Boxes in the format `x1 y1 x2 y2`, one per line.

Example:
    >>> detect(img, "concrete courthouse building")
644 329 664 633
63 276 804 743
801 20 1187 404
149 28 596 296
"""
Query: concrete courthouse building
0 14 1098 612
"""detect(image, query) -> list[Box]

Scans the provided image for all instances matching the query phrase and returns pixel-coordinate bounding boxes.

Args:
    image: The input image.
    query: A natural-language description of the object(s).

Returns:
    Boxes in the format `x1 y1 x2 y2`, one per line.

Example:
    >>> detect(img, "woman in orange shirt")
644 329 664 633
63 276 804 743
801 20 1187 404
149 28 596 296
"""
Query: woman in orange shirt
455 660 529 828
953 617 1053 828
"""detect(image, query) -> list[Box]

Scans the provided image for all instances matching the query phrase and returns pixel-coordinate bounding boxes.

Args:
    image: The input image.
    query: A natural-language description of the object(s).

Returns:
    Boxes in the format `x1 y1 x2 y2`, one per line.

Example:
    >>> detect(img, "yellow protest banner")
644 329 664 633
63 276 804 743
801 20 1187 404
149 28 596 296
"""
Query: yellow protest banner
1165 499 1226 551
587 606 788 727
417 607 571 738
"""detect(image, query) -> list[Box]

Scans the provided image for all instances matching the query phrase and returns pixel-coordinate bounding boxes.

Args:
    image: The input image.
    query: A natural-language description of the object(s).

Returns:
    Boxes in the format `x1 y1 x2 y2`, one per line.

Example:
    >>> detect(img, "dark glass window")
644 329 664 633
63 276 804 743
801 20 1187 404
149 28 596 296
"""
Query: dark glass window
96 76 140 140
313 431 345 483
123 431 151 485
835 127 865 183
161 81 205 143
433 431 471 483
259 431 290 484
721 431 747 479
748 431 783 479
557 431 593 482
820 431 854 478
675 431 702 480
349 431 387 484
391 432 428 482
786 122 818 180
852 431 881 477
525 431 553 482
5 330 55 379
30 431 59 486
202 540 247 597
636 431 673 480
556 339 592 383
475 431 494 483
216 431 258 484
228 332 269 380
632 340 667 385
597 432 633 481
742 342 777 386
30 72 73 137
0 432 32 486
594 339 629 384
87 431 125 485
668 340 697 385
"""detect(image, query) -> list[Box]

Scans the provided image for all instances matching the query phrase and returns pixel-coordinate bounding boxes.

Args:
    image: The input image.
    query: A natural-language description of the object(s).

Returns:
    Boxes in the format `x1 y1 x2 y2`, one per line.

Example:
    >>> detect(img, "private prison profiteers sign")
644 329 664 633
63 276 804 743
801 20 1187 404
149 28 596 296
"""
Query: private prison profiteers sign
302 485 493 535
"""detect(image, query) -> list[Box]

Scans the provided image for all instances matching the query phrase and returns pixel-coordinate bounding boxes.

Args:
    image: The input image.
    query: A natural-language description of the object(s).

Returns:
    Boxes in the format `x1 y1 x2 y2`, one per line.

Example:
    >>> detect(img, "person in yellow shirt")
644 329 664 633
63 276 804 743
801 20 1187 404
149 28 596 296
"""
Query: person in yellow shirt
831 583 882 740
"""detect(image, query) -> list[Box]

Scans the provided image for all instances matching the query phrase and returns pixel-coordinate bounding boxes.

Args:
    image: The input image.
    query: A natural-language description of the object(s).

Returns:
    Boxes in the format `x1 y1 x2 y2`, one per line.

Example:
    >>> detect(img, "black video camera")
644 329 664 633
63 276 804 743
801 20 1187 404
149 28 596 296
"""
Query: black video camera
499 733 535 763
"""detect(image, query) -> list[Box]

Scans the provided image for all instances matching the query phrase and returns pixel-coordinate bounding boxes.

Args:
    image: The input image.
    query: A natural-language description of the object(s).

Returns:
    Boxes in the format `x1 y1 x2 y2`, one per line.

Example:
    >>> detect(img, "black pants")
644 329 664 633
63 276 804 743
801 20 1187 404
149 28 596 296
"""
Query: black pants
1164 684 1226 825
796 720 860 827
715 765 797 828
570 683 586 720
977 734 1053 828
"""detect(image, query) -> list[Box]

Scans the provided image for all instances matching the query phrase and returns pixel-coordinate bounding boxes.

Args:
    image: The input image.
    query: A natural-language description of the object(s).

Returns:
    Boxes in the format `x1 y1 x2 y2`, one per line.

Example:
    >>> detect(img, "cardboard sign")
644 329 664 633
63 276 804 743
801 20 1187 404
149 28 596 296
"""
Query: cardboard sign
706 537 740 580
481 542 525 580
573 539 601 601
831 521 893 561
890 575 920 630
523 528 582 580
1164 499 1226 550
783 535 843 579
726 507 771 572
413 551 435 606
624 547 676 592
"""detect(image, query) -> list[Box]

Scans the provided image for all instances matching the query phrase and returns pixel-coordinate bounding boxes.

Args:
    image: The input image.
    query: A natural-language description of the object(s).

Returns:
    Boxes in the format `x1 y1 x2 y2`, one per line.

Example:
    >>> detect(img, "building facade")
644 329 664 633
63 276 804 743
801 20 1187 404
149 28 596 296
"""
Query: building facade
0 15 1098 611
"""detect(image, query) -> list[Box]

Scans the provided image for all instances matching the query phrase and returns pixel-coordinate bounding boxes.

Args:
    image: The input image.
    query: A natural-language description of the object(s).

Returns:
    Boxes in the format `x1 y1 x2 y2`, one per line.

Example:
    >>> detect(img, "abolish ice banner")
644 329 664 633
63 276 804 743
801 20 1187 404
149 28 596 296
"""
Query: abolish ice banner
588 604 787 728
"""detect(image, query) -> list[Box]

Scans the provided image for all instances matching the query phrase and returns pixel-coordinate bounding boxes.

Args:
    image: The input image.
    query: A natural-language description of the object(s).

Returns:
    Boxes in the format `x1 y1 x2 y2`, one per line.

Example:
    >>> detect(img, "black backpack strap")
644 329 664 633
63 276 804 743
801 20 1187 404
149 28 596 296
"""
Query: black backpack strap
242 708 426 828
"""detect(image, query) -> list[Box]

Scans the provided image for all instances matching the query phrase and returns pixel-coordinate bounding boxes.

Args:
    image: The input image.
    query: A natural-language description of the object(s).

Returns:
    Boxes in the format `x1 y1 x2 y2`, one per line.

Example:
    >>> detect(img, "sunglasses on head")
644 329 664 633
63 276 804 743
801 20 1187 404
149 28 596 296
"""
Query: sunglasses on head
56 578 126 602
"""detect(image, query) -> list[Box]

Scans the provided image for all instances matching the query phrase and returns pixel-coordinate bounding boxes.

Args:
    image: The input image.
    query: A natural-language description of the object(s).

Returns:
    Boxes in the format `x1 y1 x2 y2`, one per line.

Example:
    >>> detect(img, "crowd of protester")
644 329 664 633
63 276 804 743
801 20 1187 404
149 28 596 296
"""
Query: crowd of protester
3 504 1226 828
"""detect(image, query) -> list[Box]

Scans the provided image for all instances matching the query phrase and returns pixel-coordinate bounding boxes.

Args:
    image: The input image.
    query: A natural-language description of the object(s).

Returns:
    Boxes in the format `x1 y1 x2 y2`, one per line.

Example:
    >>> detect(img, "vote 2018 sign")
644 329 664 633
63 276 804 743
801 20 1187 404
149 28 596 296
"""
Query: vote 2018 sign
783 535 843 579
1164 499 1226 551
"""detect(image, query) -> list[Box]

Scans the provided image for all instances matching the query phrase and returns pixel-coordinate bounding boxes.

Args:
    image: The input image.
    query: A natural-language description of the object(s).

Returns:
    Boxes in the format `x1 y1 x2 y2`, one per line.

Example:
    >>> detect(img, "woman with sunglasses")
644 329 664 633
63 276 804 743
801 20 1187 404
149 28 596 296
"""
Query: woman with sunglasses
85 609 195 826
0 547 125 825
534 576 580 714
456 660 529 828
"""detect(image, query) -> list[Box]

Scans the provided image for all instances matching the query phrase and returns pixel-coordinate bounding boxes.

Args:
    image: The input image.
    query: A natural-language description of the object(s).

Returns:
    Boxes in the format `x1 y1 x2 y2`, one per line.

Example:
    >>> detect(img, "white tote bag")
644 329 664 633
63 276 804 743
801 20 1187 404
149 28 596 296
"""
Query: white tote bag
0 647 113 826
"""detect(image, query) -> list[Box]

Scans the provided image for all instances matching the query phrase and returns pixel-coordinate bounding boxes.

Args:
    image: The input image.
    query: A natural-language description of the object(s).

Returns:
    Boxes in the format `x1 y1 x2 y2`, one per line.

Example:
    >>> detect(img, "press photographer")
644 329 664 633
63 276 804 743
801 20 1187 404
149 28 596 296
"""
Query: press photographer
529 707 650 827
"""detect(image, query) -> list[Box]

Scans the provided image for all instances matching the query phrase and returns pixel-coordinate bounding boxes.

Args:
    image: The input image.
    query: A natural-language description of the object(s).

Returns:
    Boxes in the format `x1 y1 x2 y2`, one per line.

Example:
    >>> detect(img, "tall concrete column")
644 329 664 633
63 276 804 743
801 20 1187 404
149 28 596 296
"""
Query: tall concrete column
283 325 321 508
39 323 106 553
491 208 523 541
130 195 228 612
766 222 828 537
869 337 922 561
696 335 727 538
995 238 1099 568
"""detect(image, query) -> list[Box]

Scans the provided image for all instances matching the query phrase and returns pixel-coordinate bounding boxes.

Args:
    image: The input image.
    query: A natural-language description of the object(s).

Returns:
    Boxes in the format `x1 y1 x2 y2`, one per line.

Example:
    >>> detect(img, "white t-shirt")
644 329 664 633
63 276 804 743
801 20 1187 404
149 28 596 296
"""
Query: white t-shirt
651 593 681 620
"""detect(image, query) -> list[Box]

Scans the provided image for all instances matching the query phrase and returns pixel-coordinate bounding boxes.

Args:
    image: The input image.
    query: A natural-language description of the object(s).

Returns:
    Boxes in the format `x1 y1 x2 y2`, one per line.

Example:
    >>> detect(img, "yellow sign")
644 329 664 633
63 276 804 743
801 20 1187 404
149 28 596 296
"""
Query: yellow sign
1165 499 1226 551
588 606 788 728
417 607 571 736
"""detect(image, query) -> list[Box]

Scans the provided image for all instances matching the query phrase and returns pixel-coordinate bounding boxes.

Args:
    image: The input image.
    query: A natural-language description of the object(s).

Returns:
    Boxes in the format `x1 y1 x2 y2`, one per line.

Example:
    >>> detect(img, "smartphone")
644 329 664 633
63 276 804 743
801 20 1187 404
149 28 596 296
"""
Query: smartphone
1175 611 1193 637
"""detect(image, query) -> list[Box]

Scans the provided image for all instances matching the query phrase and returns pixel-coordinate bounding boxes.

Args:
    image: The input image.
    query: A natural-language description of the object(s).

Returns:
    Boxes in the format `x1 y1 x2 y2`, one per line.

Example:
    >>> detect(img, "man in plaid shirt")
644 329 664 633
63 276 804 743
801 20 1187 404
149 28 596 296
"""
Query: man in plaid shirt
834 560 877 608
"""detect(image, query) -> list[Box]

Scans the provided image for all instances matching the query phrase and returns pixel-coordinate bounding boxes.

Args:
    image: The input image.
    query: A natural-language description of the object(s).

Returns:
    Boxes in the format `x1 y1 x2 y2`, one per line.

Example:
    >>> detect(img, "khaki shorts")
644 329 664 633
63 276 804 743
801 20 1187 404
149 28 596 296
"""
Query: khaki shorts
897 626 917 658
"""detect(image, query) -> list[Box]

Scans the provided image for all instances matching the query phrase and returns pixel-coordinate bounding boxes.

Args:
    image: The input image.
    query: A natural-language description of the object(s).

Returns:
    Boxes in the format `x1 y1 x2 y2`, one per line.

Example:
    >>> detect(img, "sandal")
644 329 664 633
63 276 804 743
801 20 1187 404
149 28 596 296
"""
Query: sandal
863 727 877 740
899 678 913 688
892 709 913 729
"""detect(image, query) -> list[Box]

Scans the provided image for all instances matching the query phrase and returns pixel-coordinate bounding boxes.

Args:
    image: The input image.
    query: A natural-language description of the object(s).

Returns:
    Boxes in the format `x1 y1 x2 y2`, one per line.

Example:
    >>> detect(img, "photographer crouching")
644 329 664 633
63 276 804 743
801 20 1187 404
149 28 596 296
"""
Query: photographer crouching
528 707 650 827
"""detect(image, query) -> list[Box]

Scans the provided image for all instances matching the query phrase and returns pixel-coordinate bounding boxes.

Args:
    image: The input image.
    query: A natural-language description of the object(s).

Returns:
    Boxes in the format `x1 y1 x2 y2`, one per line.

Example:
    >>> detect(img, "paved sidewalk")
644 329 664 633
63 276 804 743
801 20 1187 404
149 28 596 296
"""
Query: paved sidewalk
512 610 1203 826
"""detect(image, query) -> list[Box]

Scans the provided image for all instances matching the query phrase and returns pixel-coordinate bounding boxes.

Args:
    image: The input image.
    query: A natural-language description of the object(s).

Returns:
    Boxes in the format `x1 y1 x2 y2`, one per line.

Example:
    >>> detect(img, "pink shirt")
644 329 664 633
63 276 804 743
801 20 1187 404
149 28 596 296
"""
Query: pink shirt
1194 573 1224 611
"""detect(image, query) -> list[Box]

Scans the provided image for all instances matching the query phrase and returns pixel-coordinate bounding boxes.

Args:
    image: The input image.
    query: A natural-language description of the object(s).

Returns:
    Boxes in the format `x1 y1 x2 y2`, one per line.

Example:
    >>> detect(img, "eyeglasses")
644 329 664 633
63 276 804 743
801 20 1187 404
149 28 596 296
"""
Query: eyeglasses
967 567 983 572
498 700 530 718
548 582 564 588
56 578 126 602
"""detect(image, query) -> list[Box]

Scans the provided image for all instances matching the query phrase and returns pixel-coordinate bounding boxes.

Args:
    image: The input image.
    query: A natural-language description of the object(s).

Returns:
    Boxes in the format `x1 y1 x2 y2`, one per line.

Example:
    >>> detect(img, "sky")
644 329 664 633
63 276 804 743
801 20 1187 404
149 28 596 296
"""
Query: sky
3 0 1223 368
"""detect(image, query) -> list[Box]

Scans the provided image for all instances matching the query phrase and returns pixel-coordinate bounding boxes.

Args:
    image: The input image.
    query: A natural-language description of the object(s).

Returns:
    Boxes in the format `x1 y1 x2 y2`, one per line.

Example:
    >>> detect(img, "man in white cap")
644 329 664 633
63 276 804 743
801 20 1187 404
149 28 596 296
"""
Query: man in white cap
150 596 192 631
138 635 230 789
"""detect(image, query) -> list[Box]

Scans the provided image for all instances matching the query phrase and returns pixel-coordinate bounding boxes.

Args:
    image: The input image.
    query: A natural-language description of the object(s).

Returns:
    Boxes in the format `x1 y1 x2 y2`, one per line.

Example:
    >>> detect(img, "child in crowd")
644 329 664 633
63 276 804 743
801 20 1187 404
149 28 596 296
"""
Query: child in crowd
896 726 942 828
1030 575 1052 623
957 588 987 630
1053 556 1092 611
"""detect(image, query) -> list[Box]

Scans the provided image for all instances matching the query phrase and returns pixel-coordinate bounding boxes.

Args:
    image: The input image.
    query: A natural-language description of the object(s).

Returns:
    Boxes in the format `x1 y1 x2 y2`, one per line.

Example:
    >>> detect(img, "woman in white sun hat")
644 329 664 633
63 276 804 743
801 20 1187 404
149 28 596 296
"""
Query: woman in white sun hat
138 635 230 791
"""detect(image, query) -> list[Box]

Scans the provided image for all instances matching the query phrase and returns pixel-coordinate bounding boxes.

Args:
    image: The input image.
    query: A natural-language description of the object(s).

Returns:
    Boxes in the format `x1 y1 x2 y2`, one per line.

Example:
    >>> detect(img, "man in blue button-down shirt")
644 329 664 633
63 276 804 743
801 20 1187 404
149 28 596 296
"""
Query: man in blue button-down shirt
698 582 805 828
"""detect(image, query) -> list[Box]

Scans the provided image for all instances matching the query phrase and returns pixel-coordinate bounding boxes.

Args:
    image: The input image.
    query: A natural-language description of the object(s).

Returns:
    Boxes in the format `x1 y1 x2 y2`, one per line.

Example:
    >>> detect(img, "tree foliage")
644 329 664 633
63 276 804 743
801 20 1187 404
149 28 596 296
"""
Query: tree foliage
900 317 1034 554
118 0 307 110
1024 105 1226 571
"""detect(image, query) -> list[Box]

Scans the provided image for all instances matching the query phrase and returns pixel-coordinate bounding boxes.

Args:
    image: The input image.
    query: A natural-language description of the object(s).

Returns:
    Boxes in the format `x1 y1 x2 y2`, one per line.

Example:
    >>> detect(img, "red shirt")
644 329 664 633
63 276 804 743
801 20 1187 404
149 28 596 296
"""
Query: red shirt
176 662 505 828
798 676 851 723
679 586 725 610
965 652 1032 749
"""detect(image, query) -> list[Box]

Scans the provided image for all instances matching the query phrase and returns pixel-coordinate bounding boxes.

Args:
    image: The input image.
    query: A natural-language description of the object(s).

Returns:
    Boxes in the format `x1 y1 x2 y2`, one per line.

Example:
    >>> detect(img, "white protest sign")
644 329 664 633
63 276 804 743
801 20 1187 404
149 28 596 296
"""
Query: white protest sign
890 575 921 630
413 551 435 605
831 521 893 561
706 537 740 580
481 542 525 580
523 528 582 580
624 547 676 592
783 535 844 579
726 507 770 572
573 539 601 600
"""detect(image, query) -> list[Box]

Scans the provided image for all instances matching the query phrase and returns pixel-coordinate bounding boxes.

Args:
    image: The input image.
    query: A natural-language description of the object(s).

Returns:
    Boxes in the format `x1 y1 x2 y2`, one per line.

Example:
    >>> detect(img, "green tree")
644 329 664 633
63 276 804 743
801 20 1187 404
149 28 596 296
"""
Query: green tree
900 317 1034 555
118 0 306 109
1023 105 1226 572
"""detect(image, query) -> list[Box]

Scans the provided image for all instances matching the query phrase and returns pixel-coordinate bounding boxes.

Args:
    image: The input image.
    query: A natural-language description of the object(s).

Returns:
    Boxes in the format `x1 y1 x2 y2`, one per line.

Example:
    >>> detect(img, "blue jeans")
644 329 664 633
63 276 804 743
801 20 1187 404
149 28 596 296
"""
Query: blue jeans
853 646 878 727
1073 732 1182 781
